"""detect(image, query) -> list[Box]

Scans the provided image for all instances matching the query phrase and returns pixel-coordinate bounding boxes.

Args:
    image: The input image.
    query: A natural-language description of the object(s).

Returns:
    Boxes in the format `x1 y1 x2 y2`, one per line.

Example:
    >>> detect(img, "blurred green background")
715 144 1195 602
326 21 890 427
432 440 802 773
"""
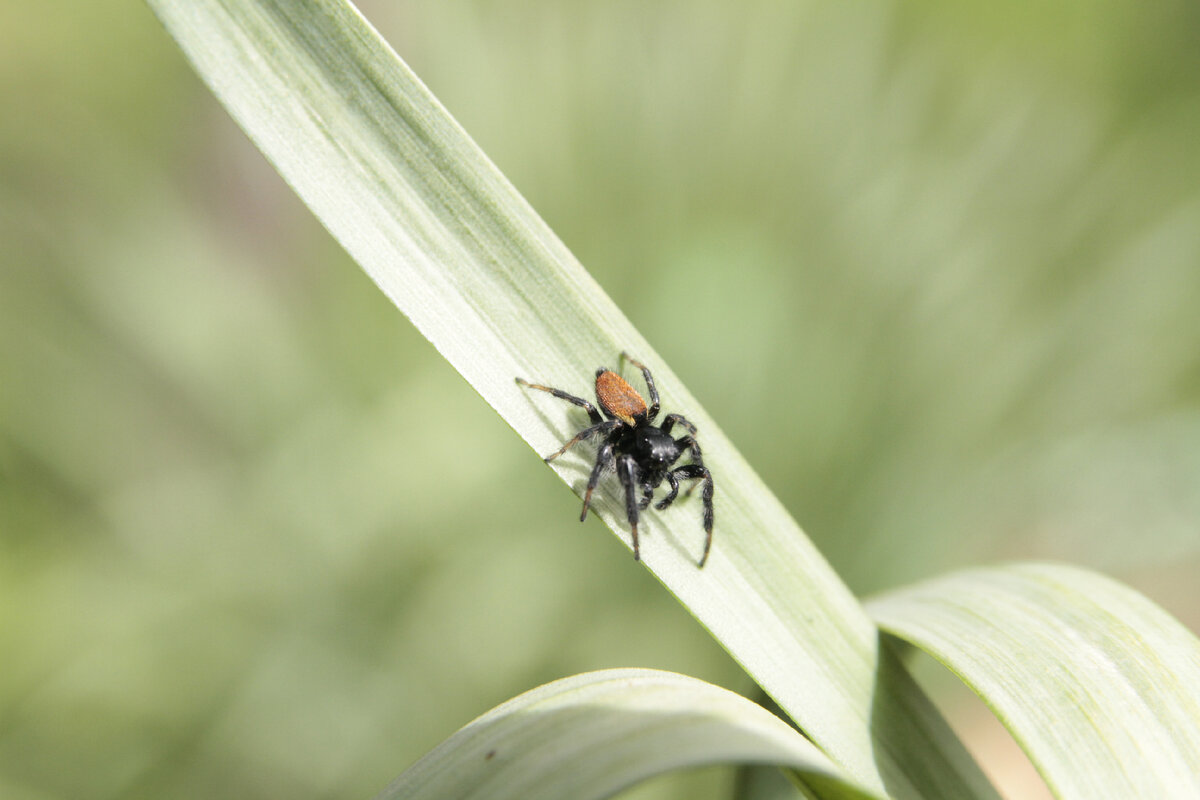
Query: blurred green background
3 1 1200 798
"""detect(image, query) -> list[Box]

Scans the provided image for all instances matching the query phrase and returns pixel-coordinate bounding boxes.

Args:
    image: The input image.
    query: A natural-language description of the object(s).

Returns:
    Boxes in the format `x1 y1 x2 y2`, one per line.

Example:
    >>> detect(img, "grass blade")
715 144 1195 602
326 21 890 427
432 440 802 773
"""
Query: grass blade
868 563 1200 798
379 669 881 800
147 1 996 795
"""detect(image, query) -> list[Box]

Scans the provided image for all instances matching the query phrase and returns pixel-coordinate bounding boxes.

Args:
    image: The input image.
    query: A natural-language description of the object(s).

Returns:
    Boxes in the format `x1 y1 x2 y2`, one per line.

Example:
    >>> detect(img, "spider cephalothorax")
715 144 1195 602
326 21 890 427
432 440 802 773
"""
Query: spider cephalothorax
517 353 714 566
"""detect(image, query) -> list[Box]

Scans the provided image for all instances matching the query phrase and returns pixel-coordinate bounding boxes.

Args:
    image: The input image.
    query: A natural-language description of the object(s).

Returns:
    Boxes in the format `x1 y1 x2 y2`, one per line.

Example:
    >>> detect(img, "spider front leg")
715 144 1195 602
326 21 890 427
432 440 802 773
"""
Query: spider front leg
655 471 680 510
674 434 706 467
638 484 654 510
616 453 643 560
668 463 714 567
660 413 697 437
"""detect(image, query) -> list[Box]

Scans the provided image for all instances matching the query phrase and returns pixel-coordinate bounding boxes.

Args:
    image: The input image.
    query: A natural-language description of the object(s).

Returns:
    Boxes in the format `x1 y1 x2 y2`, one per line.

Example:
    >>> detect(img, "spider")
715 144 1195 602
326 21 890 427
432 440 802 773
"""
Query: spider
517 353 714 567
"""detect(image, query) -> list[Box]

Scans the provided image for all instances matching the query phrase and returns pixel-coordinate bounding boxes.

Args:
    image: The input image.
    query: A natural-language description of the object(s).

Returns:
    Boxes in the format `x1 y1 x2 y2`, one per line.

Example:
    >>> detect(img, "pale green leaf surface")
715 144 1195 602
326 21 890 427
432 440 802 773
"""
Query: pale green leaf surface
868 563 1200 799
146 1 995 796
379 669 880 800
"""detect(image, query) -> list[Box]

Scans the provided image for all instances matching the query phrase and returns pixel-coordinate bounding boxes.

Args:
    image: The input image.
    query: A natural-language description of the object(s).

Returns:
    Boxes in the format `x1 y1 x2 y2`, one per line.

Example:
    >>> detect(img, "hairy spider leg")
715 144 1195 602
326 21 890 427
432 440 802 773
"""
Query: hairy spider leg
674 434 705 463
580 436 618 521
616 454 642 560
660 413 697 436
638 484 655 510
542 419 620 463
655 471 681 510
516 379 603 425
654 435 703 509
621 353 660 421
670 431 707 496
518 378 619 461
668 463 714 566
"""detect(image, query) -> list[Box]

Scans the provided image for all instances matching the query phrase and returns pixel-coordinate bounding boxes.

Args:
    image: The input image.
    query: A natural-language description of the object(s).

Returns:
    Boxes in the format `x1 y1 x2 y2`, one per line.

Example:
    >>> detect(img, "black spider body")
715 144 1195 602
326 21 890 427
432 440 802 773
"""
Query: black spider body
517 353 715 566
622 426 680 474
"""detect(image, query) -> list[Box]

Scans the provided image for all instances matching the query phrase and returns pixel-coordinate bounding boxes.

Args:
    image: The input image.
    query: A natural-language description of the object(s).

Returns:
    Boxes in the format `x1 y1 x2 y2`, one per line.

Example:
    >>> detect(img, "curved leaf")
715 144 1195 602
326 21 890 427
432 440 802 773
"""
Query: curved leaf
378 669 880 800
146 1 995 796
868 563 1200 799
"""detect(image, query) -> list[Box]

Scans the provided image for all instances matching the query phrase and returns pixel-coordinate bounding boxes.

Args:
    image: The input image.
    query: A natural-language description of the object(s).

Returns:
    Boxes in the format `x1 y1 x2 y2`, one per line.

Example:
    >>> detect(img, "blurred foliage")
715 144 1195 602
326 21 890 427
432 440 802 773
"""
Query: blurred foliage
1 0 1199 798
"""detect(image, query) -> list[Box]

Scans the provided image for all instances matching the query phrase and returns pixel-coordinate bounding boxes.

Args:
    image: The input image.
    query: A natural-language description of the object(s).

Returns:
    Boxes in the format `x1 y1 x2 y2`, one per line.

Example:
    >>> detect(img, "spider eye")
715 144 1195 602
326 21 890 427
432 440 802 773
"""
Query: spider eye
640 435 675 468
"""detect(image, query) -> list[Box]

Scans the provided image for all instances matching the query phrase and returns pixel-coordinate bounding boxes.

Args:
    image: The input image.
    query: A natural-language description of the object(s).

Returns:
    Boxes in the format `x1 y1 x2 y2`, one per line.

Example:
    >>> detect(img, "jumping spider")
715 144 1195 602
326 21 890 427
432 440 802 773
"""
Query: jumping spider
517 353 714 567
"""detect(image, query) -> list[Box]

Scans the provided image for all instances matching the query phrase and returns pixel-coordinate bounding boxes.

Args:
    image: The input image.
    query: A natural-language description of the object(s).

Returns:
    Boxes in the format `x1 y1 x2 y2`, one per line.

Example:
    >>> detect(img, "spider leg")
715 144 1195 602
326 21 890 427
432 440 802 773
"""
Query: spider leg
616 453 642 560
673 434 706 498
516 379 604 425
638 484 654 510
674 434 705 466
655 471 680 510
668 463 714 567
620 353 660 422
681 438 705 494
543 419 620 462
661 413 697 436
580 434 619 521
681 448 705 496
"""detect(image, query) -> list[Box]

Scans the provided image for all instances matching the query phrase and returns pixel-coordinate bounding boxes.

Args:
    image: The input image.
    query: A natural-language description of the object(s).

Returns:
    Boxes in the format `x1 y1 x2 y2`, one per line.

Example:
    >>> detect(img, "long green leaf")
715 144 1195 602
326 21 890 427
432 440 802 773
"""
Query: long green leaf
868 563 1200 799
147 1 995 796
379 669 880 800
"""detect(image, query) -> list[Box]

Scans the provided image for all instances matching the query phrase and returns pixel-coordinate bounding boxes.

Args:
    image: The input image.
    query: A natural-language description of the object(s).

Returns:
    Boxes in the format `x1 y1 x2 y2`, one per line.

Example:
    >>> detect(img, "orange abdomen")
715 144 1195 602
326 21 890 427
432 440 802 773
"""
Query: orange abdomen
595 370 647 425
